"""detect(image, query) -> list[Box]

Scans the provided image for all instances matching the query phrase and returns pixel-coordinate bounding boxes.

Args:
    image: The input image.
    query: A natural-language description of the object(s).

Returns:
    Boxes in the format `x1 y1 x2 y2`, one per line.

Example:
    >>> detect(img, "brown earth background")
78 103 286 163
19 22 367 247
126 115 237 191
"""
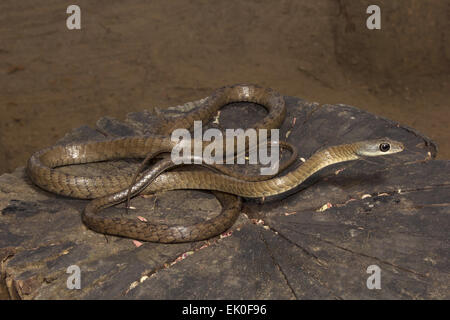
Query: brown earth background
0 0 449 175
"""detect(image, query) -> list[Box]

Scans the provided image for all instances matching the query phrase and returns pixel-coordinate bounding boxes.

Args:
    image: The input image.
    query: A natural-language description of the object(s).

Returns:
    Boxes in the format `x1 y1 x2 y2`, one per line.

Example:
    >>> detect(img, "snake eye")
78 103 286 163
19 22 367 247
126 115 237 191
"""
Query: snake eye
379 143 390 152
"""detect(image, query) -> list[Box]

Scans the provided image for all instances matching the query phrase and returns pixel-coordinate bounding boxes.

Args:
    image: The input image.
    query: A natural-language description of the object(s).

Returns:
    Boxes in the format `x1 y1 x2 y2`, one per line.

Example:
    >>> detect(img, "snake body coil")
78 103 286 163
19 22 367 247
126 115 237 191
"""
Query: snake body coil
27 84 404 243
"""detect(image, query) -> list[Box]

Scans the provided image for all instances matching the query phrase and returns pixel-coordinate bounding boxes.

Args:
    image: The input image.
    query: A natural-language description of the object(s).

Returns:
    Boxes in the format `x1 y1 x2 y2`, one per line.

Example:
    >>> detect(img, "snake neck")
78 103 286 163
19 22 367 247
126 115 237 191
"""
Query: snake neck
245 143 361 198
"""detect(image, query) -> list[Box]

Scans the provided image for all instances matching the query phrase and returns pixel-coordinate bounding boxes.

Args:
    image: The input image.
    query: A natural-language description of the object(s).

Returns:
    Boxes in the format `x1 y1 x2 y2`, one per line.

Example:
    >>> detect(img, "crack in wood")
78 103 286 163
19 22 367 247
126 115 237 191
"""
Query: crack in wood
251 218 326 265
259 231 298 300
281 226 430 279
122 231 238 296
259 228 345 299
316 238 430 279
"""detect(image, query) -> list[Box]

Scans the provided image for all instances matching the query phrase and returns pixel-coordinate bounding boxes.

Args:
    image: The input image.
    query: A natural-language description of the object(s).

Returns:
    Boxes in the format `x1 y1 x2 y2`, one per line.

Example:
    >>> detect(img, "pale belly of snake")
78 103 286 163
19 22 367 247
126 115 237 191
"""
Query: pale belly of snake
27 84 404 243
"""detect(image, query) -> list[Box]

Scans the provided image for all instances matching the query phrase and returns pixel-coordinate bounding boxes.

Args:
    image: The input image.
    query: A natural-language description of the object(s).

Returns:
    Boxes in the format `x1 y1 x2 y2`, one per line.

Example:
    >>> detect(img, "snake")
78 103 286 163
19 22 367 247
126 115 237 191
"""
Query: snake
27 84 405 243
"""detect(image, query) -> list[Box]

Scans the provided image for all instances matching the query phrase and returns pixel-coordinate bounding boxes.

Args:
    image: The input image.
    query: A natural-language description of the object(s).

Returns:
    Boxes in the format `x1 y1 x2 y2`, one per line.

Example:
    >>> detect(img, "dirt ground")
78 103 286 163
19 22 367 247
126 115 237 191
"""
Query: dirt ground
0 0 449 175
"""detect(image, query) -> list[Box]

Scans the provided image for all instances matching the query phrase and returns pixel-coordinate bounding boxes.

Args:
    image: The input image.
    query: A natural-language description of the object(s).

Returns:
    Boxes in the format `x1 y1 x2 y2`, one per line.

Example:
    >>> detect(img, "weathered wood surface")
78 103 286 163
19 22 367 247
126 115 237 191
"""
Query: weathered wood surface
0 95 448 299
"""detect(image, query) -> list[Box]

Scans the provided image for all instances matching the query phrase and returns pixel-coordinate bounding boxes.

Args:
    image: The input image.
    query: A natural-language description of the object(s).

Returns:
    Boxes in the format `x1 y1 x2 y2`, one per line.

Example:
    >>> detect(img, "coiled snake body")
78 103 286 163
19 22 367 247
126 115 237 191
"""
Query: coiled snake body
27 84 404 243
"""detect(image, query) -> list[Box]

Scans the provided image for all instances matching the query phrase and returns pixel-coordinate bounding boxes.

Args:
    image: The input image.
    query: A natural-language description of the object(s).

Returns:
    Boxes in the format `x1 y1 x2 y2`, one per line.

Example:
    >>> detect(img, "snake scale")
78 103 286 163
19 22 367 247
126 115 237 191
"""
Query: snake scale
27 84 404 243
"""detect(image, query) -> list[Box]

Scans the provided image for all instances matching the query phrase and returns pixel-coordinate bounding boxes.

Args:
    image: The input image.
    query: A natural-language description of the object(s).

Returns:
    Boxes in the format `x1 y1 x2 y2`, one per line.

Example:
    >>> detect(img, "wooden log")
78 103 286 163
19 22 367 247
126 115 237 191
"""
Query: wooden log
0 94 448 299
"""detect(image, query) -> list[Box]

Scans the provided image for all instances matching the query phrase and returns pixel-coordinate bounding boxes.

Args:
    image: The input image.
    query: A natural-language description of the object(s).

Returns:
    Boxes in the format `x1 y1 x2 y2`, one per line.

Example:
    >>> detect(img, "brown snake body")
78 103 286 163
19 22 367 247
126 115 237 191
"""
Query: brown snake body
27 84 404 243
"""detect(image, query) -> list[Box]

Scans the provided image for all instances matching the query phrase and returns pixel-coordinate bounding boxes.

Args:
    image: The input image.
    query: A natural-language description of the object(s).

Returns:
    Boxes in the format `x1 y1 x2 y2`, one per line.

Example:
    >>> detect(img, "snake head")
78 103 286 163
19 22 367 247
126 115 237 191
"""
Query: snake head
355 138 404 157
